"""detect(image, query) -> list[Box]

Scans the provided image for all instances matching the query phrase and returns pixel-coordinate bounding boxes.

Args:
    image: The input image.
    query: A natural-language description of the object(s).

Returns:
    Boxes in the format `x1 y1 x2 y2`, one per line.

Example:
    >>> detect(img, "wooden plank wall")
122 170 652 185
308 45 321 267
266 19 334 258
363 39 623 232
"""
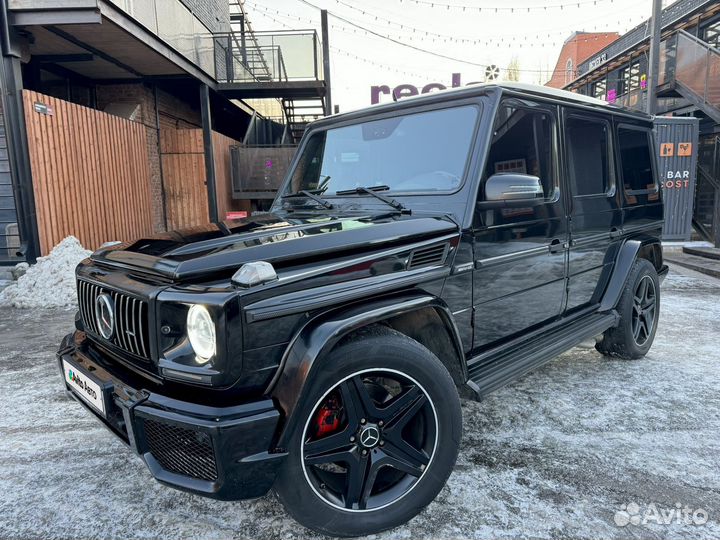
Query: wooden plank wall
159 129 208 231
160 128 247 231
212 131 251 218
23 90 154 254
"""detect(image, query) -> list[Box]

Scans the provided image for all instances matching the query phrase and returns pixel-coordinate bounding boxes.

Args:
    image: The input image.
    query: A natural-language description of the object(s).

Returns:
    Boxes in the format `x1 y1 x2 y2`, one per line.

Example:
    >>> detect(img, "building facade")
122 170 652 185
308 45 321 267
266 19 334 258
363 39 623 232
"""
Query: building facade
562 0 720 246
0 0 329 262
545 31 619 89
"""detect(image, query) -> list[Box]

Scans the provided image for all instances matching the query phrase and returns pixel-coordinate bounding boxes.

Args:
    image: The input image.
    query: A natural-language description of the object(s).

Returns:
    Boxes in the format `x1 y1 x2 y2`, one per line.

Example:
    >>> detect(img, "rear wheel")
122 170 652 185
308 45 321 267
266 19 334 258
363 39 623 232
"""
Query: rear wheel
274 328 462 537
596 258 660 359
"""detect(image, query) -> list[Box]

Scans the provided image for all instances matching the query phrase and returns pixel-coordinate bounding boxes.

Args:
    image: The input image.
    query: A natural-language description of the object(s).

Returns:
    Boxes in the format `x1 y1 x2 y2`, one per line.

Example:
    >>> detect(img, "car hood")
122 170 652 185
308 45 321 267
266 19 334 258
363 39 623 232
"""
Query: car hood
90 212 459 281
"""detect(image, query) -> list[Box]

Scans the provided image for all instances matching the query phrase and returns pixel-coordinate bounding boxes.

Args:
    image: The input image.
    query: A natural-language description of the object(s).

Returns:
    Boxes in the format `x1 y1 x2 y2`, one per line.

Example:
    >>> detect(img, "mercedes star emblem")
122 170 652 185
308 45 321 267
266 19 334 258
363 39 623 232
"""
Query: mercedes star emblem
359 425 380 448
95 293 115 340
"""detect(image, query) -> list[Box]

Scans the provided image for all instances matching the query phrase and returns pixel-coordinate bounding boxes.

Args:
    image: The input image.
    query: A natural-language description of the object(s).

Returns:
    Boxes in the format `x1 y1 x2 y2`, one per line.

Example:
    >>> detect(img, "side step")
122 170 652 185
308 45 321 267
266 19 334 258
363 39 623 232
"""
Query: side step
467 310 619 399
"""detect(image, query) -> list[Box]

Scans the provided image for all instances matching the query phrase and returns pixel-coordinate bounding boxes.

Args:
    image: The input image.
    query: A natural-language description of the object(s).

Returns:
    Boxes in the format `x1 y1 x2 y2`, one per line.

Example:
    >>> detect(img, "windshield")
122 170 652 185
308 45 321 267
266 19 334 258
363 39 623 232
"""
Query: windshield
283 105 479 197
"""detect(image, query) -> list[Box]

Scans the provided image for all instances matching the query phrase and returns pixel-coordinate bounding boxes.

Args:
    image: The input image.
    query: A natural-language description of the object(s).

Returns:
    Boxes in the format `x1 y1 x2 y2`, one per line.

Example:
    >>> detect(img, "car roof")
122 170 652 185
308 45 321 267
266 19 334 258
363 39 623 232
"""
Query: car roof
312 81 652 128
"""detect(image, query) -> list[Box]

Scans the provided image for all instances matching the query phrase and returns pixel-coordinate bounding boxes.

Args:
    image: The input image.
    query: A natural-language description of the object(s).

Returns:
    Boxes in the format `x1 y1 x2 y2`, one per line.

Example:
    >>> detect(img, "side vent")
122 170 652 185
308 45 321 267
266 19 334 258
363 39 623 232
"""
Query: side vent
407 243 449 269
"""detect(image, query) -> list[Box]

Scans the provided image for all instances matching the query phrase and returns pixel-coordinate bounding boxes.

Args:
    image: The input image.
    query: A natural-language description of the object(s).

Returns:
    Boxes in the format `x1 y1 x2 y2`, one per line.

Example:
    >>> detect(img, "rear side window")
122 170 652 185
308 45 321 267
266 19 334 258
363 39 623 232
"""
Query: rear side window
565 116 612 197
617 127 656 193
482 101 557 201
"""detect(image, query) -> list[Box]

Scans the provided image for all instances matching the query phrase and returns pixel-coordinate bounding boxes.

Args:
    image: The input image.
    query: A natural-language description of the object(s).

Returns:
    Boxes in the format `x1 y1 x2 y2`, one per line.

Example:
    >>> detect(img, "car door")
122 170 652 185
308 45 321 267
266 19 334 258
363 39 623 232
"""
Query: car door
616 120 662 236
562 109 623 312
472 97 569 349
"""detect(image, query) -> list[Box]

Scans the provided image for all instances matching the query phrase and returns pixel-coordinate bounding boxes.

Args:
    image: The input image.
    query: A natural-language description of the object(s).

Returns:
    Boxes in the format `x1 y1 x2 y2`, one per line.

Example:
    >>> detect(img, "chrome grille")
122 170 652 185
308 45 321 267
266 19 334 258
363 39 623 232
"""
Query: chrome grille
78 279 151 361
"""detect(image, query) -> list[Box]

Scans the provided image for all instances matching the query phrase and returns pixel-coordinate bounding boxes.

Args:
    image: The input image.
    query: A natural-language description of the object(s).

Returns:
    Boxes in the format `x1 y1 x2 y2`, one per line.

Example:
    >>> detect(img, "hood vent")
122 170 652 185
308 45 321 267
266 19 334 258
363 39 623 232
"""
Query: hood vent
408 243 449 269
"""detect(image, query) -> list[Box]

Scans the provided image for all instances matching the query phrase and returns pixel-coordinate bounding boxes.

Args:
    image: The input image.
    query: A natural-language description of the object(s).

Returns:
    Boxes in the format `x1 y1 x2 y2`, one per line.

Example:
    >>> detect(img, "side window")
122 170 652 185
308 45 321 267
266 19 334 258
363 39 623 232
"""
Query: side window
481 101 557 202
617 127 656 193
565 116 612 197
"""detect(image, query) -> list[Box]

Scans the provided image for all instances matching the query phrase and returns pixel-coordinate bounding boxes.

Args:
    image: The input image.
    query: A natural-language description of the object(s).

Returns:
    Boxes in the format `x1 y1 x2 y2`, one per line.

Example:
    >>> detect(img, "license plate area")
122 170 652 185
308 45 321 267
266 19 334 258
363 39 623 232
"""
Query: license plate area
62 358 112 417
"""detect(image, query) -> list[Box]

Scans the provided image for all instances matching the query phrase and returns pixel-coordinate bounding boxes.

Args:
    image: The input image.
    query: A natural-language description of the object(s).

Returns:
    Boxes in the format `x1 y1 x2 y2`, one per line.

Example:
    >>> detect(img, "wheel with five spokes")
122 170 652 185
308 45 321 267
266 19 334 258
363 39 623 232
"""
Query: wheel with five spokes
596 258 660 359
274 328 462 537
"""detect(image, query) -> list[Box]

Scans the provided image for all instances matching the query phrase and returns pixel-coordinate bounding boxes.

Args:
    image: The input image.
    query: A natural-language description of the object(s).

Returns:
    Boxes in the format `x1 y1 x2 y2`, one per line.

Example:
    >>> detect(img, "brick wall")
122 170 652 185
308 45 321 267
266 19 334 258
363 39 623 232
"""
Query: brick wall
96 83 202 233
546 32 619 89
179 0 230 33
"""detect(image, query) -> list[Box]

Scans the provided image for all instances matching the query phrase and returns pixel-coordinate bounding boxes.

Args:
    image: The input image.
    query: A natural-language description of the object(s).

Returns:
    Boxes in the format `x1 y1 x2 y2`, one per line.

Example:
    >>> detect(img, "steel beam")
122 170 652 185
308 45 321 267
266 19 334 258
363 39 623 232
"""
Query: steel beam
0 0 40 261
321 9 332 116
200 84 219 224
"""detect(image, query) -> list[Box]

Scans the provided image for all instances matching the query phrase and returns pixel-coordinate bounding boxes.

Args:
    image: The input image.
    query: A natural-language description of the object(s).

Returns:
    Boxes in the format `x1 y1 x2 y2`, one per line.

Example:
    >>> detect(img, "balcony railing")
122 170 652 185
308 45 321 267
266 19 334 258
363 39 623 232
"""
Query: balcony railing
214 29 323 84
575 0 714 78
609 30 720 116
107 0 217 79
673 30 720 113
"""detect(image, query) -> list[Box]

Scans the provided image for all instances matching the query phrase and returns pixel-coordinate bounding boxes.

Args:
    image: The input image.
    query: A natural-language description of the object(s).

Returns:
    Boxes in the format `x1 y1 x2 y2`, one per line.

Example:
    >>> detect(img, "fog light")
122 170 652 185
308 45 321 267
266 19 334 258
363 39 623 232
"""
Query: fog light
186 304 215 363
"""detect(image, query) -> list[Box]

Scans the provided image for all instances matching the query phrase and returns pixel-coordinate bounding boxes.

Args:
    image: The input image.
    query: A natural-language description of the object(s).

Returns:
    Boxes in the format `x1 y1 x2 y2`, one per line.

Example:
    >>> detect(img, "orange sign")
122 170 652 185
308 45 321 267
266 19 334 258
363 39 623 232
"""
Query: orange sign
677 142 692 156
660 143 674 157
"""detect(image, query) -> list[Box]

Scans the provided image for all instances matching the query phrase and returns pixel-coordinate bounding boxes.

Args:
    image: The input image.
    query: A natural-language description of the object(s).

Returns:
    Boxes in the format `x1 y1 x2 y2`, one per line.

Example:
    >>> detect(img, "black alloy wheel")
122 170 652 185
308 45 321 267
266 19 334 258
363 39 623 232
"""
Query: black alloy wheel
300 369 438 512
273 328 462 537
631 275 656 346
595 258 660 359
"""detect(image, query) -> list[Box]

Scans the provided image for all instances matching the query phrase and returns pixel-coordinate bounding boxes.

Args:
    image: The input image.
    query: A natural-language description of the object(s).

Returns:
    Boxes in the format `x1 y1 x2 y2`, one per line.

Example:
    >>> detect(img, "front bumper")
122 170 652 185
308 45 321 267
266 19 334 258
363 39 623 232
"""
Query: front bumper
57 332 286 500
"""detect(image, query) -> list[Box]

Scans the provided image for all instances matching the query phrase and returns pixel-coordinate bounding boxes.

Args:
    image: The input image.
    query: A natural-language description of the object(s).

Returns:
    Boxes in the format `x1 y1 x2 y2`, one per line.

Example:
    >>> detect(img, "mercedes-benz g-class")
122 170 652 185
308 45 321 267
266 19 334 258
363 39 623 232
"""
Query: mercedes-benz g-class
57 82 667 537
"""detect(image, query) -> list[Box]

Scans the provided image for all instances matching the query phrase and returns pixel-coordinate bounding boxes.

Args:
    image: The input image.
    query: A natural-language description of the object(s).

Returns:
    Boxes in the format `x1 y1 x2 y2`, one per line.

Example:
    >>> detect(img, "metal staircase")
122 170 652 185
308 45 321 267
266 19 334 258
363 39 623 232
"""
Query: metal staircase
220 0 327 144
282 97 326 143
664 30 720 123
228 0 272 81
694 135 720 246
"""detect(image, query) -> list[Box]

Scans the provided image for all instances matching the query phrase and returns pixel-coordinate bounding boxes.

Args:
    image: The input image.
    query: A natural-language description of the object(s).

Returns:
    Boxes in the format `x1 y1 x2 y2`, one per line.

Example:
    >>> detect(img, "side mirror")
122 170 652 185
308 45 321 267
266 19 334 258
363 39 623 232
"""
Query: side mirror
485 173 544 201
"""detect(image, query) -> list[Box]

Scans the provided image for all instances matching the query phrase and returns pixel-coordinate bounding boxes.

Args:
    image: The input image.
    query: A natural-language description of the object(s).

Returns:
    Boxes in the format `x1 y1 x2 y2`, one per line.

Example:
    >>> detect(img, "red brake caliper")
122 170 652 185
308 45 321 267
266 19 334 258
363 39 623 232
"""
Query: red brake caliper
314 393 342 438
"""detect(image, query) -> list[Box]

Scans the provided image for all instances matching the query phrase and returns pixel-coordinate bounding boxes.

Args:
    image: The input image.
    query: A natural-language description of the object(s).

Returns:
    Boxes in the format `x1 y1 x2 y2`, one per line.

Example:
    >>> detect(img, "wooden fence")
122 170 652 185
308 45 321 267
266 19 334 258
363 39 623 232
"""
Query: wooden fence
23 90 154 254
160 128 248 231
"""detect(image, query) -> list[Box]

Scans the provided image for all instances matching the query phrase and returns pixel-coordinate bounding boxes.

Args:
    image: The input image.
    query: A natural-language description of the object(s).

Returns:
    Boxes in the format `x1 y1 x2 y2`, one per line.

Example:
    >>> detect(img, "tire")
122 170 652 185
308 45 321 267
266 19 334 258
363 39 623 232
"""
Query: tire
595 258 660 359
273 326 462 537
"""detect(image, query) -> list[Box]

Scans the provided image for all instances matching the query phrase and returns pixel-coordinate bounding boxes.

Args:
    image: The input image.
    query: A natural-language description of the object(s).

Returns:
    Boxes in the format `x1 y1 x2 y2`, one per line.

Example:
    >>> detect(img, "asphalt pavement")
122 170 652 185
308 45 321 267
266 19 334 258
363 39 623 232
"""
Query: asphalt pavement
1 263 719 540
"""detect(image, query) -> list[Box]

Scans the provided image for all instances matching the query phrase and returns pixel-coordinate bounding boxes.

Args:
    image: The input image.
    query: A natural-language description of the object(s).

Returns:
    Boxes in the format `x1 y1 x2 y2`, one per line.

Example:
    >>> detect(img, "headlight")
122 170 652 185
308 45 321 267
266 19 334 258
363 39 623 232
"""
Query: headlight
186 304 216 363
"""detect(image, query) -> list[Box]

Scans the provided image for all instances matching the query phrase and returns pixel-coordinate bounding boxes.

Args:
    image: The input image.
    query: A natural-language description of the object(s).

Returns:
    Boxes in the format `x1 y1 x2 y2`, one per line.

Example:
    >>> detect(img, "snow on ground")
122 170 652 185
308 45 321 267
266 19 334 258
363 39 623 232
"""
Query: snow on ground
0 237 90 309
0 264 718 539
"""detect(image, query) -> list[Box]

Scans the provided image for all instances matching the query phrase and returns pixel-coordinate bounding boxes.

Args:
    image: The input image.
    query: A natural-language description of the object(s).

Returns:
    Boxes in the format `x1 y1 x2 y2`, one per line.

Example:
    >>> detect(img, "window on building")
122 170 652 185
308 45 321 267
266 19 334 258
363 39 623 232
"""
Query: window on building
618 68 628 96
703 19 720 48
627 61 641 92
565 116 612 197
481 100 557 201
591 78 607 101
617 127 656 193
565 58 574 85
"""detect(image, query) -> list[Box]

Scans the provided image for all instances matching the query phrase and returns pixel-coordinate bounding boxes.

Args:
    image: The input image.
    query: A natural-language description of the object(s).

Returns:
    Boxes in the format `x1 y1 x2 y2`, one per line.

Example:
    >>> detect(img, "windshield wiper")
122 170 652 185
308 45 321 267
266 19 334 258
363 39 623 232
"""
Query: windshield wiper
335 185 411 215
281 189 334 209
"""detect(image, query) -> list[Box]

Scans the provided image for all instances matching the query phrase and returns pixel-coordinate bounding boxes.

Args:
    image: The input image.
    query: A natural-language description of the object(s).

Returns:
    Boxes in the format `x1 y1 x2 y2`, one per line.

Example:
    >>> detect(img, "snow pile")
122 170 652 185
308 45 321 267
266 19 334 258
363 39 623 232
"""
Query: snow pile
0 236 91 309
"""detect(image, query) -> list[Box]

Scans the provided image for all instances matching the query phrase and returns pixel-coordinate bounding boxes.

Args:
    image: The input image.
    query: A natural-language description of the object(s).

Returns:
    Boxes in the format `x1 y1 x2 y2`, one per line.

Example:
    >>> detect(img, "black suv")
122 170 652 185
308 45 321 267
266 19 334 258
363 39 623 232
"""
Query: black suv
57 83 667 537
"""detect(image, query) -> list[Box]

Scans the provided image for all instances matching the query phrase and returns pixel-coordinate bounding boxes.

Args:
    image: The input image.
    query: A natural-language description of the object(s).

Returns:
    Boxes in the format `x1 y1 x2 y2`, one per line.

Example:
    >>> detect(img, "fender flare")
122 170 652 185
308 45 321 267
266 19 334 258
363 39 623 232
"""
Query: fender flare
267 292 465 448
598 239 641 312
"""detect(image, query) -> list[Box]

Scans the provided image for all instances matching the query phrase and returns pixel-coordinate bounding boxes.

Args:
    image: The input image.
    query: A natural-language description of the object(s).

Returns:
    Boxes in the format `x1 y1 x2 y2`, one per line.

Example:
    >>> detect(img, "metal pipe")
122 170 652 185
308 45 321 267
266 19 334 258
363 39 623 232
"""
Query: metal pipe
321 10 332 116
0 0 40 261
200 84 219 223
646 0 662 115
154 84 168 231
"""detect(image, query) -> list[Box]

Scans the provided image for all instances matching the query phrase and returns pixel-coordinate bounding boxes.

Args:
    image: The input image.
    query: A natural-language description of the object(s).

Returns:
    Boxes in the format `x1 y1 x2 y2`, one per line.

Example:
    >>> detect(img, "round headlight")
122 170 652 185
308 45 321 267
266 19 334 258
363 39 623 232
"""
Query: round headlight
186 304 216 363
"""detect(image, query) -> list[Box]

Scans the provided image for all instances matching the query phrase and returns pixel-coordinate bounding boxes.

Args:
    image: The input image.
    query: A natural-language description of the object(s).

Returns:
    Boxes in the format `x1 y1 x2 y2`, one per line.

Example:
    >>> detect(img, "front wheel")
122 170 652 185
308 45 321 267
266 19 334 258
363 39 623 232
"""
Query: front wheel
596 258 660 359
273 328 462 537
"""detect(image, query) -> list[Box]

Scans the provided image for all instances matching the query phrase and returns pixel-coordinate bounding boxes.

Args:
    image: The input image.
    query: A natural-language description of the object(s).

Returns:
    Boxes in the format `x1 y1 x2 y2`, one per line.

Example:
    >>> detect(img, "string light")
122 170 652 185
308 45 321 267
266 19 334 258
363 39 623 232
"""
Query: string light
245 0 648 47
399 0 608 10
243 0 654 86
332 0 625 37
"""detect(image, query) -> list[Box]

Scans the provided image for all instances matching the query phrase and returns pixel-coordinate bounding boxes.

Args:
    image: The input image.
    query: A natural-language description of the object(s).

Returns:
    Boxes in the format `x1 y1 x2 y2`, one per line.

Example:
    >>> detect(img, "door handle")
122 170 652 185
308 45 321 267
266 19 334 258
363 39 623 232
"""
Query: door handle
548 238 567 254
610 227 623 239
